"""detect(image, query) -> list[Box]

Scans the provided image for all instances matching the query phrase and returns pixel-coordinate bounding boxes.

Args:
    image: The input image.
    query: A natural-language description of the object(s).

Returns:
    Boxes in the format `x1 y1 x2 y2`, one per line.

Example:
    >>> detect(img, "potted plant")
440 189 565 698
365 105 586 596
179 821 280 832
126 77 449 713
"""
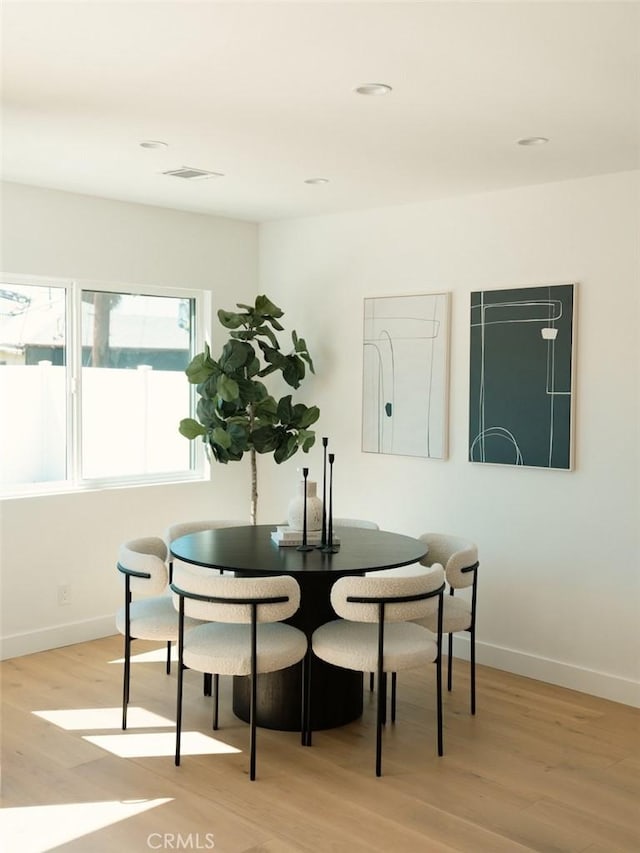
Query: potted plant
179 295 320 524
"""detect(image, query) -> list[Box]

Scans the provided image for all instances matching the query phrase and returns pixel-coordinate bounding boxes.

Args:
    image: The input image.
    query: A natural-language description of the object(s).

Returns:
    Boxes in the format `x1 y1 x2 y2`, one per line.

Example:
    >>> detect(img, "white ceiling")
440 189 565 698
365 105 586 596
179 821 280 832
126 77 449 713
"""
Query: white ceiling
2 1 639 223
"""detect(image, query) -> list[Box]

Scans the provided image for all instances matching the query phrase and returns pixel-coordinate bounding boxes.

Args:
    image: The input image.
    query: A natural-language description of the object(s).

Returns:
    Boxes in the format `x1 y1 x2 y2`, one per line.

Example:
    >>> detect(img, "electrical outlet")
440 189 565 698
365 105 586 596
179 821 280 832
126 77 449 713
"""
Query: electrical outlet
57 584 71 606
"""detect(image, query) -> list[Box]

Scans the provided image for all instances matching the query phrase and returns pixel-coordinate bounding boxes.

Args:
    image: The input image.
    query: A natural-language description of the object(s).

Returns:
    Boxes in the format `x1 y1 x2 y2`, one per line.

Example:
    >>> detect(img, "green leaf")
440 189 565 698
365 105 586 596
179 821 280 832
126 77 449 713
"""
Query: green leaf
251 425 281 454
274 432 299 464
179 418 207 439
256 363 278 379
196 397 223 427
217 309 245 329
254 395 279 424
277 395 293 424
216 397 243 417
246 356 261 377
254 323 279 349
230 329 256 341
216 374 240 402
185 347 217 384
227 421 250 449
207 442 228 464
266 315 284 332
299 405 320 428
298 350 315 374
196 372 220 401
211 427 231 449
257 341 287 370
293 335 315 374
282 355 305 388
236 377 267 403
219 339 254 372
300 431 317 452
255 295 284 319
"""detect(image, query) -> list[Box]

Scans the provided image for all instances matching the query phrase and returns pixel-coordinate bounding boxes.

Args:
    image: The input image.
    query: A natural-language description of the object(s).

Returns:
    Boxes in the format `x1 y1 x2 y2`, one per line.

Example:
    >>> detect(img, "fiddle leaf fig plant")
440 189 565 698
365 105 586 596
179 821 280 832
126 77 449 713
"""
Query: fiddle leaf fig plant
179 295 320 524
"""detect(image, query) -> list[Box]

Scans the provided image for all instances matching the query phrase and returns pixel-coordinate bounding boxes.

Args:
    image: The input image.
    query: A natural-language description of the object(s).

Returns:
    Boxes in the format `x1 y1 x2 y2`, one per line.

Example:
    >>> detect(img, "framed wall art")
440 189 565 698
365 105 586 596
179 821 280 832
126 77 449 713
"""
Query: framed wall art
468 282 576 470
362 292 450 459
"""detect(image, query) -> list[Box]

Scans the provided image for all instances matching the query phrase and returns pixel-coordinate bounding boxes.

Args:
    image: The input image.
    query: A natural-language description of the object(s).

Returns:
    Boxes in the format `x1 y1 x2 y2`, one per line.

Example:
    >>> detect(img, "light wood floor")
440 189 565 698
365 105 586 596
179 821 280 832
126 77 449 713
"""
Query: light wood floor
1 636 639 853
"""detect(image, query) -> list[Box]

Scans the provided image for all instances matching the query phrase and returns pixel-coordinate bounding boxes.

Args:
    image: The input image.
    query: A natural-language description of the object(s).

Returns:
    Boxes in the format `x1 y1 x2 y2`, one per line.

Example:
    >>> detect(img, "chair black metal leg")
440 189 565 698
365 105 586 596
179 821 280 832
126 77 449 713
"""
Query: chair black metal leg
213 674 219 730
447 632 453 692
391 672 397 724
249 672 257 781
166 641 172 675
381 672 387 726
203 673 212 696
300 652 307 745
376 667 386 777
436 652 443 757
122 633 131 730
175 662 184 767
369 672 374 692
470 627 476 715
301 651 311 746
304 652 313 746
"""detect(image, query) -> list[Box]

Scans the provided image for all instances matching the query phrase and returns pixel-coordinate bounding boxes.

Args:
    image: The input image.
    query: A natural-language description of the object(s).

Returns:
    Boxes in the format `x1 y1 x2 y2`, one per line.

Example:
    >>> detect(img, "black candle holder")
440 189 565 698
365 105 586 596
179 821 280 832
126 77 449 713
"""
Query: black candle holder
319 437 328 548
297 467 314 552
321 453 339 554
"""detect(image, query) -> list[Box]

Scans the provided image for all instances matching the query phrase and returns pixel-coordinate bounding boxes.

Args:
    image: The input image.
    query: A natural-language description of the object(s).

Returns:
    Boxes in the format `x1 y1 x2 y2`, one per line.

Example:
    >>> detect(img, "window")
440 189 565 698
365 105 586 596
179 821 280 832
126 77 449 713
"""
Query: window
0 276 206 494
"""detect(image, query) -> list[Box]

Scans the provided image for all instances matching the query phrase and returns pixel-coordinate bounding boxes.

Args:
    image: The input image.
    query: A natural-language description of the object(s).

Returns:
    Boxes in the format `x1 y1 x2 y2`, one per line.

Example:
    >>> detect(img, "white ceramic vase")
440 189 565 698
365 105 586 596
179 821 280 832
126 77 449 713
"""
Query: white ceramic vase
287 480 323 532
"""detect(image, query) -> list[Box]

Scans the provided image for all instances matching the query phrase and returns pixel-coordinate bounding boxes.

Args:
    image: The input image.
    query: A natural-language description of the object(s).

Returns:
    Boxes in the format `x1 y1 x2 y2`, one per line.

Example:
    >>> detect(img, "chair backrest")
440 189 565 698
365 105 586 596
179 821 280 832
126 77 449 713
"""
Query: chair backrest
164 519 246 550
171 564 300 624
333 518 380 529
330 566 445 623
418 533 478 590
118 537 169 596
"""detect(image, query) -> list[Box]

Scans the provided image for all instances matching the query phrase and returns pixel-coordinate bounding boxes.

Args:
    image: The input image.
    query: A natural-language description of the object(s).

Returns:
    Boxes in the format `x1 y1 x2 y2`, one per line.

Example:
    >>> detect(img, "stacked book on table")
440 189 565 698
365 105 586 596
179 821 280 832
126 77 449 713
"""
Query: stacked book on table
270 525 340 547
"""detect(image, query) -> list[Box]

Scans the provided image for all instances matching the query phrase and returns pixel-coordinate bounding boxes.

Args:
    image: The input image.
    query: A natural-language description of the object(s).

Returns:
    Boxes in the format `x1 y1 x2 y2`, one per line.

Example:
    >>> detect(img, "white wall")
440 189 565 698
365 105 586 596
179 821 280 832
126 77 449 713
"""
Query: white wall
259 171 640 706
0 182 260 657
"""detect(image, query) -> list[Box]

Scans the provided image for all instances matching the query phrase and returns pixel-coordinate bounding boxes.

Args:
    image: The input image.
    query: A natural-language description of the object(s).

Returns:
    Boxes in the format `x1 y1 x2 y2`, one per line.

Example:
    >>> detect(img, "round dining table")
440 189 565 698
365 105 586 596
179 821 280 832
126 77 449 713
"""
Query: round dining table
170 523 428 731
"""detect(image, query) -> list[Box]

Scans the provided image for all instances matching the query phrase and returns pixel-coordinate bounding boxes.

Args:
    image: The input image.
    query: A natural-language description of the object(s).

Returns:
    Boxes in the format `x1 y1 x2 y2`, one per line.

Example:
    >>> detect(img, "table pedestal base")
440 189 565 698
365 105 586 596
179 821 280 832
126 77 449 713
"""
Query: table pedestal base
232 664 363 731
232 569 364 731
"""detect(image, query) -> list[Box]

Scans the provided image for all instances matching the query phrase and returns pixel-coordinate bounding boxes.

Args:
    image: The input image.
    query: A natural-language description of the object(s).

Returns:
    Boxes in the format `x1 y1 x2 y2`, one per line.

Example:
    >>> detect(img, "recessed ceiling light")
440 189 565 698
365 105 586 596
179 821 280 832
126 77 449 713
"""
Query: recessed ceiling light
304 178 329 185
140 140 168 149
354 83 392 96
517 137 550 146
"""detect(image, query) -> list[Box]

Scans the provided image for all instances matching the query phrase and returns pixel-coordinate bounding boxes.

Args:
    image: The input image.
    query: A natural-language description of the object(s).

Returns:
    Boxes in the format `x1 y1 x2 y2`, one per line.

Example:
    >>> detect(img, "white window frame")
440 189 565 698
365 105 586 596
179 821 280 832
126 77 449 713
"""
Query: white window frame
1 273 210 497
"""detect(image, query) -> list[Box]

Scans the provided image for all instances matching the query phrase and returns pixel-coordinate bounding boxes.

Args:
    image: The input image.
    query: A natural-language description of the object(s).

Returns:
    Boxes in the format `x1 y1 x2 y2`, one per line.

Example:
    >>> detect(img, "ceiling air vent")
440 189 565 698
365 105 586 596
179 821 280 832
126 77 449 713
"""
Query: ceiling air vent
161 167 224 180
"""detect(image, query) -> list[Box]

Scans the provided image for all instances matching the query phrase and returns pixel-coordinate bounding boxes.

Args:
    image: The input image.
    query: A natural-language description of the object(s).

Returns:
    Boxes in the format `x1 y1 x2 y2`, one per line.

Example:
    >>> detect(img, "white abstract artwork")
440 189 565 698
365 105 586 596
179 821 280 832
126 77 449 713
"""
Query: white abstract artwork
362 293 450 459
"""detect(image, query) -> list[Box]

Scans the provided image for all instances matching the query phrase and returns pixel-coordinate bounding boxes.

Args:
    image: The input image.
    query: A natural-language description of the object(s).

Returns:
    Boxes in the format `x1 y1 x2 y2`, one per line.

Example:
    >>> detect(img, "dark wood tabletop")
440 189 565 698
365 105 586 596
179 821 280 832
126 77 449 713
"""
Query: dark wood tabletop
169 523 428 576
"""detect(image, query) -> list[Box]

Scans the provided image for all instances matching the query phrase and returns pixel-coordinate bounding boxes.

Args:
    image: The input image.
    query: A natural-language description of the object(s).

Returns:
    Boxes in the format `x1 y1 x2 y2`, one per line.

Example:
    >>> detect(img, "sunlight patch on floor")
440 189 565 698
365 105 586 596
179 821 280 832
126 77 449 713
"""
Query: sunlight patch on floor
109 647 179 665
0 798 172 853
83 730 242 758
33 706 175 730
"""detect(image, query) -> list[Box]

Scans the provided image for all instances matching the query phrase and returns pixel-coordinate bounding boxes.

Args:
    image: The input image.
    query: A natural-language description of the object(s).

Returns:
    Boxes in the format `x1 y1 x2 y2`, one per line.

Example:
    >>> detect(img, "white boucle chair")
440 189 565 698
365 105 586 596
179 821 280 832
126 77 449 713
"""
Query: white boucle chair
116 537 199 730
415 534 479 714
164 518 247 579
332 519 381 692
368 533 480 717
171 565 308 781
165 518 247 699
308 567 445 777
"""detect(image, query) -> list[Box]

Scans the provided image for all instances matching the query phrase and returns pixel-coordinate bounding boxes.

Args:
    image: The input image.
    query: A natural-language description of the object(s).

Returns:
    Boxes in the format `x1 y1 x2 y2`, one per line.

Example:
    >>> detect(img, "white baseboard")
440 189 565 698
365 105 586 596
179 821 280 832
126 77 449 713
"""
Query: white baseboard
1 615 116 661
453 635 640 708
2 620 639 708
